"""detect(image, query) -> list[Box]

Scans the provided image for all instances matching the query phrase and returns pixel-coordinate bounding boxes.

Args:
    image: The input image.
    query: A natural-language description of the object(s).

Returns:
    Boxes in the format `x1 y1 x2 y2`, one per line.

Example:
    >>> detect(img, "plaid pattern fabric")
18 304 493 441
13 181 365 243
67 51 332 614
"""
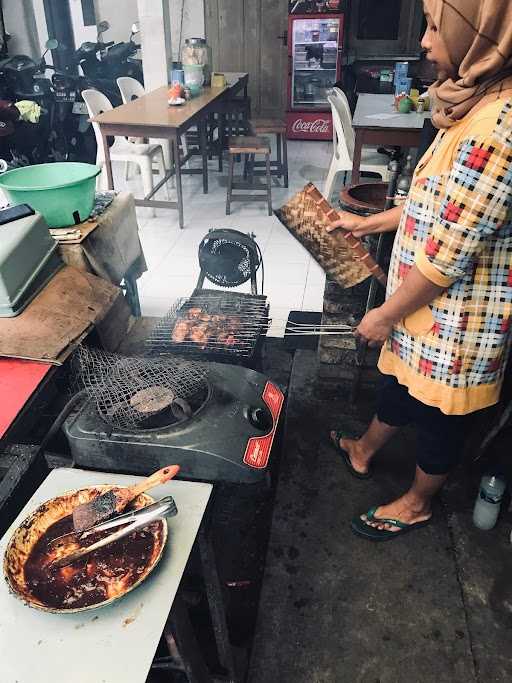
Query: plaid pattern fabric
382 100 512 413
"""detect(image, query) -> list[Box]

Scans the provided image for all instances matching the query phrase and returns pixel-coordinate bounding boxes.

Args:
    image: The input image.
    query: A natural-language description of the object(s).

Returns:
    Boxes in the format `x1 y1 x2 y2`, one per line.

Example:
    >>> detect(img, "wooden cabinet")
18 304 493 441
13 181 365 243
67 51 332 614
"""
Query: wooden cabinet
347 0 424 58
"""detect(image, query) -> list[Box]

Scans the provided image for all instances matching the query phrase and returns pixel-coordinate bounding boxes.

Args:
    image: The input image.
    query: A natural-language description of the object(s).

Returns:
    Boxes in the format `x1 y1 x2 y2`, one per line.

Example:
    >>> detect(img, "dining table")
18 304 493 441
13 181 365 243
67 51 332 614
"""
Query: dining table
92 73 249 230
351 93 432 184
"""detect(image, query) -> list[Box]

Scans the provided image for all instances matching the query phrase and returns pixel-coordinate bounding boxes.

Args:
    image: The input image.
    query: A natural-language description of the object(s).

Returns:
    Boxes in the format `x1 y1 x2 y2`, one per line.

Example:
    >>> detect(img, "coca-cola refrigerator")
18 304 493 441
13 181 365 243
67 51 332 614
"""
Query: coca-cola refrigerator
286 12 344 140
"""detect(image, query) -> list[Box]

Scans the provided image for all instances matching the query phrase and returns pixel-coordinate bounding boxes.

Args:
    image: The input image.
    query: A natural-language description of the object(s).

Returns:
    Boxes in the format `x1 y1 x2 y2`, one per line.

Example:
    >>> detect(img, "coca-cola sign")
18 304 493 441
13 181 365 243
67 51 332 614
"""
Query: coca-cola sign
291 118 330 134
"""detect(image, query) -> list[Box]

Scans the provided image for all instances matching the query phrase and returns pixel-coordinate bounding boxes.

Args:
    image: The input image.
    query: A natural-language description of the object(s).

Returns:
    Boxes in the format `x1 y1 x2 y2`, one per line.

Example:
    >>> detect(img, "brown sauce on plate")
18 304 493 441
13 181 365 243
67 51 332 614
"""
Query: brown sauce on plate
24 514 162 610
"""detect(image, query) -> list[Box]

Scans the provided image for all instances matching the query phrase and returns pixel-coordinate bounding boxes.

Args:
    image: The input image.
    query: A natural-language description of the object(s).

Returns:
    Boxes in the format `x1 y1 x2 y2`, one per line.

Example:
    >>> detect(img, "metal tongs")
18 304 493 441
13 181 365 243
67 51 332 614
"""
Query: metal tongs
49 496 178 570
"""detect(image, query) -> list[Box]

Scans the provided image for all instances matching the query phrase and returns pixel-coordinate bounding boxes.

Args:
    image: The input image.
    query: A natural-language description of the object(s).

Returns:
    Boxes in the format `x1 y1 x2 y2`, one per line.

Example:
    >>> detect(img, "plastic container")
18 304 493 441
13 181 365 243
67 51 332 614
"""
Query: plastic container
0 212 63 317
0 163 101 228
473 475 507 530
183 64 204 97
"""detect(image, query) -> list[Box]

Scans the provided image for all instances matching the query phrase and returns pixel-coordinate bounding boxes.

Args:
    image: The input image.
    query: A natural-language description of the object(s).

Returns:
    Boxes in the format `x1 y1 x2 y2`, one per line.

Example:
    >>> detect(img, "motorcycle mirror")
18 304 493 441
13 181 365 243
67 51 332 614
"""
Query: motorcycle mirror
45 38 59 51
97 21 110 34
131 22 140 35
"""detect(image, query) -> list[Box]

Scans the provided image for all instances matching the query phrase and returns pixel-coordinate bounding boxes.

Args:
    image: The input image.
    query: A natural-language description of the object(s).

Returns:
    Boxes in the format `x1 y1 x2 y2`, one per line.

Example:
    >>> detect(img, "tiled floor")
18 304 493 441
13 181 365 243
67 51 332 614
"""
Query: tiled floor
115 139 334 336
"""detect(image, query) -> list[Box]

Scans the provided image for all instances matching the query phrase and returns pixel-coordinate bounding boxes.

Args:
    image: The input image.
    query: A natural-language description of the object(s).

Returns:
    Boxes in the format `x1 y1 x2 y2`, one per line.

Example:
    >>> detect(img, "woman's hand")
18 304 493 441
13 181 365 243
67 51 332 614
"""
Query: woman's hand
327 204 404 239
326 211 369 238
356 307 394 347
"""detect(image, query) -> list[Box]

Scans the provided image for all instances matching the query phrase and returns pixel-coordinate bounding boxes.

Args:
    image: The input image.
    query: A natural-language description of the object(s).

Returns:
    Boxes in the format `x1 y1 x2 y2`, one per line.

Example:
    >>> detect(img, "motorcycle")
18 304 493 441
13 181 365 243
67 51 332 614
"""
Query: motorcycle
0 39 57 164
74 21 142 105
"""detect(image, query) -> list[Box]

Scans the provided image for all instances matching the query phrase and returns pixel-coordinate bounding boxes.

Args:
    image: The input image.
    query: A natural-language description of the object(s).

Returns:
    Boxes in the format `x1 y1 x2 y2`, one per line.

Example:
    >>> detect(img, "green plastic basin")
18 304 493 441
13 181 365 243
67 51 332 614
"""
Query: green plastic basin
0 162 101 228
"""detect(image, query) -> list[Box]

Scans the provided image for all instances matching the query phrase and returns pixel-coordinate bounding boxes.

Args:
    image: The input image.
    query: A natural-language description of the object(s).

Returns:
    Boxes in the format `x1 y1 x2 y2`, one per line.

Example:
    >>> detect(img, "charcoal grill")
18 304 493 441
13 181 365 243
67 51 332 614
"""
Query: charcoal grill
146 289 270 368
64 349 285 485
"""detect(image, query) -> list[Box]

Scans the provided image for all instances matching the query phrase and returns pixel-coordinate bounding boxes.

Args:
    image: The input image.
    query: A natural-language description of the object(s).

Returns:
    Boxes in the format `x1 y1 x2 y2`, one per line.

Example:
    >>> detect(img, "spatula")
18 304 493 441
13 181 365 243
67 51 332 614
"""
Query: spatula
52 495 178 569
72 465 180 533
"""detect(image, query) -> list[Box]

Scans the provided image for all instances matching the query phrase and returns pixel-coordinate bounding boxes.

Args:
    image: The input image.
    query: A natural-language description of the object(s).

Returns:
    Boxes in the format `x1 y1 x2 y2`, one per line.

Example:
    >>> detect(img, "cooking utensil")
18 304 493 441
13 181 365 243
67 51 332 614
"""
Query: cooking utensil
4 486 167 613
51 496 177 569
72 465 180 533
48 495 177 550
304 184 388 287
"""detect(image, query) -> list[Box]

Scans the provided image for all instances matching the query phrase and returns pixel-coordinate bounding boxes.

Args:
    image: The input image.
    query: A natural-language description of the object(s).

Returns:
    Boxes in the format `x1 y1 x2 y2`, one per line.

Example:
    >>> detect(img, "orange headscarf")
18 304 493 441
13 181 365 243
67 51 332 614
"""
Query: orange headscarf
423 0 512 128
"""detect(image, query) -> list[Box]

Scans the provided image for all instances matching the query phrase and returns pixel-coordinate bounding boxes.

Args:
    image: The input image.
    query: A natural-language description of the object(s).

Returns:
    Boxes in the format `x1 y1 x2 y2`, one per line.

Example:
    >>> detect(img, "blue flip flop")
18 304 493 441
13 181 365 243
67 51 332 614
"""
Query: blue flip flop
329 429 372 480
351 506 432 542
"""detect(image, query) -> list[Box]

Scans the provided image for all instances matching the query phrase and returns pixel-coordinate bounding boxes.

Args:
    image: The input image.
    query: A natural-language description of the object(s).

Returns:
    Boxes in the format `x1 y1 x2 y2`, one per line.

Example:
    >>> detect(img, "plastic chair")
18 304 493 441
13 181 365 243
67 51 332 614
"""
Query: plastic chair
82 88 166 216
117 76 189 174
324 87 390 202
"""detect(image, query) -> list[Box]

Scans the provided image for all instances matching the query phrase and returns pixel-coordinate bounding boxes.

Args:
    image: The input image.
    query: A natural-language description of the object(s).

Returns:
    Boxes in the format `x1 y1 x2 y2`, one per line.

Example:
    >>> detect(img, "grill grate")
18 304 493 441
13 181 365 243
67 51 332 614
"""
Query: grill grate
73 346 209 431
146 290 270 360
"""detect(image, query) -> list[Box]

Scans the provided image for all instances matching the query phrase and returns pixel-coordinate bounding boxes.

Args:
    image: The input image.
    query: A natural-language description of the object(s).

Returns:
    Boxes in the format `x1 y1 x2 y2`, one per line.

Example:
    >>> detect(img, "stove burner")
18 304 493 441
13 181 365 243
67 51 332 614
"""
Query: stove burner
74 347 209 432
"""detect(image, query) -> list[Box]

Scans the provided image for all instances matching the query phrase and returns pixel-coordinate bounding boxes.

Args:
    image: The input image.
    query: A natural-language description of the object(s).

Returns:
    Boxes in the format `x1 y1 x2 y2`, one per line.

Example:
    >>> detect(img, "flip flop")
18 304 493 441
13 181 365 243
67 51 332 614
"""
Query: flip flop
350 506 432 542
329 429 372 480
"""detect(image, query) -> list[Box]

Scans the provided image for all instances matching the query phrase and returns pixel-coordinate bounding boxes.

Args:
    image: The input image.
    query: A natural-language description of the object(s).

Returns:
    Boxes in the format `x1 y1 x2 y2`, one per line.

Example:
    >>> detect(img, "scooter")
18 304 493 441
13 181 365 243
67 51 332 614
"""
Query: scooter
0 39 57 164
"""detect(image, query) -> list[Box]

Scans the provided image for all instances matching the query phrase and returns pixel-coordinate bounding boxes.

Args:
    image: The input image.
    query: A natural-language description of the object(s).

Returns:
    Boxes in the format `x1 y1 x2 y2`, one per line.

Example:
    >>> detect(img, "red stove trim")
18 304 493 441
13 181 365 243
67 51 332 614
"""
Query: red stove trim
243 382 285 469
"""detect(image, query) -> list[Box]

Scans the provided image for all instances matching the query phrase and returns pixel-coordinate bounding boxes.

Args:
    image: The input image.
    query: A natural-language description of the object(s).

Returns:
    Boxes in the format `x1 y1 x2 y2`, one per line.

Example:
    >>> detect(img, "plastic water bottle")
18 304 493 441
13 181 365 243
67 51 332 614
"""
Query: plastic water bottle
473 475 506 530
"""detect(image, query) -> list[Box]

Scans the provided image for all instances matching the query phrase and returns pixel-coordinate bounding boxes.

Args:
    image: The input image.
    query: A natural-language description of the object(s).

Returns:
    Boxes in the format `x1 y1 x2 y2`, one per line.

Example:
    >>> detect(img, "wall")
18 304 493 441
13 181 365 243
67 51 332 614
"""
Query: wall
170 0 205 61
3 0 41 57
93 0 205 61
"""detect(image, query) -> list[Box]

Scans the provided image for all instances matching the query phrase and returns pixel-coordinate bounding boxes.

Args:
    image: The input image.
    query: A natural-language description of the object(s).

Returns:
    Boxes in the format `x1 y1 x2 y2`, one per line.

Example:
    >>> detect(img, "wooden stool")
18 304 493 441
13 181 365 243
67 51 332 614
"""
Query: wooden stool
226 136 272 216
249 118 288 188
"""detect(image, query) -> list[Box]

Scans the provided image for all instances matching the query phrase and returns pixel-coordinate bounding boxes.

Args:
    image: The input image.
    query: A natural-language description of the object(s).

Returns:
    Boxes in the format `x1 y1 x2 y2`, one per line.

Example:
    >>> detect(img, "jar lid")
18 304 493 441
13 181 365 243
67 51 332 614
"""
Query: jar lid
185 38 206 46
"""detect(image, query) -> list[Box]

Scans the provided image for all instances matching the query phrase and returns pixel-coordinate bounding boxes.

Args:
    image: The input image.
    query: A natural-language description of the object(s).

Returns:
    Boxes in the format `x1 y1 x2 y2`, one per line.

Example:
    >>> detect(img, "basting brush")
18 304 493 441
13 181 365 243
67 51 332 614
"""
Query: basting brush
72 465 180 533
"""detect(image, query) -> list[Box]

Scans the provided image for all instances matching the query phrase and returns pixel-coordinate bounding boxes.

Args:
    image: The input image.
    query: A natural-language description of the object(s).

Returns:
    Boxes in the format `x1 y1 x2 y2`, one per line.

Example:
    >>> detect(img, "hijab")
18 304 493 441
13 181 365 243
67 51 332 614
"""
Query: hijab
423 0 512 128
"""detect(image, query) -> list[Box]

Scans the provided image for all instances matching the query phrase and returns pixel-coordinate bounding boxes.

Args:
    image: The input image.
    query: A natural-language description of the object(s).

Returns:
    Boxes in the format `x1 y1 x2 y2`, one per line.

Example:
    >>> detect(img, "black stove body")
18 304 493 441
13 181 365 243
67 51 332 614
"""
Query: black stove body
64 363 285 485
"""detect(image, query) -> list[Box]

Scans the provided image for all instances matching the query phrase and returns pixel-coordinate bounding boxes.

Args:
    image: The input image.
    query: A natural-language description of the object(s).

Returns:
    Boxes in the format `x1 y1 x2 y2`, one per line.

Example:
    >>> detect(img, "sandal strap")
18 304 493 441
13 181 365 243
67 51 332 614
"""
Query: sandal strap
366 507 410 529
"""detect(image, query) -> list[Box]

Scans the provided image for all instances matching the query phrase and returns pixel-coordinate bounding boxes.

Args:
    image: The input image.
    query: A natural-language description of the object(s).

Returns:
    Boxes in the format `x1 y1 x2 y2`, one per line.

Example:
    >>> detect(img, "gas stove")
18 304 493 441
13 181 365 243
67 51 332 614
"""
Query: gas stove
64 362 285 485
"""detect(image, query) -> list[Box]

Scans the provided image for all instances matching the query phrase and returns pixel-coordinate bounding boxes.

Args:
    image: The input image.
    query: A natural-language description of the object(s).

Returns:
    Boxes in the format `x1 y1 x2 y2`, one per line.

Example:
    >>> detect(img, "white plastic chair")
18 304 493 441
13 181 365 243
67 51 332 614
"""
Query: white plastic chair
117 76 188 173
82 88 167 216
324 87 390 202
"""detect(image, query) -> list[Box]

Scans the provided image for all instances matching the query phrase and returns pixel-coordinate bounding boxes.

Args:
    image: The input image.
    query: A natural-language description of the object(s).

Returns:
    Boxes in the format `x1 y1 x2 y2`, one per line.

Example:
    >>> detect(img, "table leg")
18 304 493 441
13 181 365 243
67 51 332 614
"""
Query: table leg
172 136 185 229
200 118 209 194
198 527 239 683
101 130 114 190
123 273 141 317
152 595 213 683
218 113 225 173
351 130 363 185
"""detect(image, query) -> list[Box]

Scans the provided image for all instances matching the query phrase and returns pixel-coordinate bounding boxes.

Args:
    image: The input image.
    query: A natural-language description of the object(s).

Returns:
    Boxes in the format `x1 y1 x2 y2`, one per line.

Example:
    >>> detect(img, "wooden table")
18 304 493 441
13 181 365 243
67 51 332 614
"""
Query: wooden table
0 468 218 683
351 94 431 184
93 75 248 230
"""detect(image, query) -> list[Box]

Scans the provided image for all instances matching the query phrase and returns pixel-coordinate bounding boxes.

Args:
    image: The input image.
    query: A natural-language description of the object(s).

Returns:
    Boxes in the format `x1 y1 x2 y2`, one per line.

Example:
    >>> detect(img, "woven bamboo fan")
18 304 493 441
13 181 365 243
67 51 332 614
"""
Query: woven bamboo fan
275 183 387 289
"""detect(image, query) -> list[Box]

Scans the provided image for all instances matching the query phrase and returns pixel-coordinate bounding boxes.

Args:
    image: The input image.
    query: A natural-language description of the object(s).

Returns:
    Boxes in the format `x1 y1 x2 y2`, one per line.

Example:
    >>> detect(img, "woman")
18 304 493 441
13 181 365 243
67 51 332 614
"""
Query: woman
328 0 512 541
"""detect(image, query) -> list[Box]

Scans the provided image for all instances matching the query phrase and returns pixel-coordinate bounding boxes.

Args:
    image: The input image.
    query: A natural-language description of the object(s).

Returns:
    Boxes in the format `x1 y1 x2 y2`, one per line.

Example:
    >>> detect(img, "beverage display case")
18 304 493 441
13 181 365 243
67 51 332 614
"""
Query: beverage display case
289 1 342 14
286 13 344 140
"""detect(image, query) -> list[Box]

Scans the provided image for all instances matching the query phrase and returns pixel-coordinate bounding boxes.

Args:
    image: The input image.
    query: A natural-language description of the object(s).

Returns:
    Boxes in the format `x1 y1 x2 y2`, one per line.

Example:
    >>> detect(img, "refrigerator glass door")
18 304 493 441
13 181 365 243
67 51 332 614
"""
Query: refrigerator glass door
292 16 340 110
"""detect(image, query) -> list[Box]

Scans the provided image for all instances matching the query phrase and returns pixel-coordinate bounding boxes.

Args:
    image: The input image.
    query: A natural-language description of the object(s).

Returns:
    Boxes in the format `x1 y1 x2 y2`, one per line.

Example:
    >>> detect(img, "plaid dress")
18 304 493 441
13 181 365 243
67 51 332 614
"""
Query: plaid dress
379 99 512 415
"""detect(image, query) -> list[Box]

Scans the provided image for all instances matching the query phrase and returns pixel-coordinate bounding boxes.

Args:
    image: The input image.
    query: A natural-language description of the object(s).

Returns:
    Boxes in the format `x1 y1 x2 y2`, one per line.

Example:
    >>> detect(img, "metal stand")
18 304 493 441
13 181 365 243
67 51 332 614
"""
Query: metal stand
152 517 240 683
351 159 401 403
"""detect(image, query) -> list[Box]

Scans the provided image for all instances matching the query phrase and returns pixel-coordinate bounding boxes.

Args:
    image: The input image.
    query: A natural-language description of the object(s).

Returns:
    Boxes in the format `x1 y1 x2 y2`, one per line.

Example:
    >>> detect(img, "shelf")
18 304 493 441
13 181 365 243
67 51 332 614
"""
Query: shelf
294 67 336 71
294 41 338 45
293 100 328 105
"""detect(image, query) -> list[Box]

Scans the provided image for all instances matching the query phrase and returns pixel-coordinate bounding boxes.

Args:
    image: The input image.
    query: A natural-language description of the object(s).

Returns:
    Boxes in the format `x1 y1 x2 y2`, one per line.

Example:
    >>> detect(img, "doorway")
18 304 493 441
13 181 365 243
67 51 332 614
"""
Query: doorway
205 0 288 118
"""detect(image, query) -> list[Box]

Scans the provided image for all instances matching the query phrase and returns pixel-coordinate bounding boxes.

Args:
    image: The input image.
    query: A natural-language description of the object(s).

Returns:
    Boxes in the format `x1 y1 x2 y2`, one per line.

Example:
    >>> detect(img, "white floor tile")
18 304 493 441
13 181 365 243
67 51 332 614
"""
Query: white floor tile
108 140 332 324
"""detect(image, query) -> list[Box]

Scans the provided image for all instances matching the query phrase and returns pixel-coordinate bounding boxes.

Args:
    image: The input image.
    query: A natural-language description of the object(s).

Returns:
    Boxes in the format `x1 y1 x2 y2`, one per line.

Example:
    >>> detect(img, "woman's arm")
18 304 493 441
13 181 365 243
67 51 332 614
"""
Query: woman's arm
327 204 404 238
356 266 444 346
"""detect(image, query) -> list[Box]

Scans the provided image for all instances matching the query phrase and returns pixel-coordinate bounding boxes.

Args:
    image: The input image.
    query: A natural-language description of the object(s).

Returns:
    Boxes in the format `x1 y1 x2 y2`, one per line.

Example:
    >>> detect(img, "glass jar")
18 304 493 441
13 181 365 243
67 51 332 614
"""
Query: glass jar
181 38 212 85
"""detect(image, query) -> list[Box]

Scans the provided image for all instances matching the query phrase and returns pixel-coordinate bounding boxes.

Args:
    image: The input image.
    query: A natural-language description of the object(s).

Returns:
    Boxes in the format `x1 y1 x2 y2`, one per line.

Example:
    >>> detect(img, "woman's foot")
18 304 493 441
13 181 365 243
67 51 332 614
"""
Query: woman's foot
360 493 432 533
329 431 372 475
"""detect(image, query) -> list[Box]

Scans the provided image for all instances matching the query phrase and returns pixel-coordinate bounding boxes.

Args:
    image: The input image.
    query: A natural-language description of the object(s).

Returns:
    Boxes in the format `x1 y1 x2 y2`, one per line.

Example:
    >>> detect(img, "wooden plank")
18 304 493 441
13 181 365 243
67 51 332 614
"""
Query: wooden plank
259 0 287 117
204 0 220 72
244 0 261 114
218 0 244 70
